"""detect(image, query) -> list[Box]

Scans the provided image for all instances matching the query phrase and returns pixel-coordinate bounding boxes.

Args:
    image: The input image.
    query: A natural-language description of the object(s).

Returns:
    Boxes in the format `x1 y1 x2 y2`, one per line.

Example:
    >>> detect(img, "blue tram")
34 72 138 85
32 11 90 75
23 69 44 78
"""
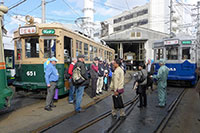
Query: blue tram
153 37 198 85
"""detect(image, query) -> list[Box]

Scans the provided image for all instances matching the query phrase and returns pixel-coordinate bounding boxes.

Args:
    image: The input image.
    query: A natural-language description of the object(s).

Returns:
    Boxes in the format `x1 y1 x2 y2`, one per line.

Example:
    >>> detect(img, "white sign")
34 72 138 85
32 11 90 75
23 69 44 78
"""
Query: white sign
19 26 36 35
168 68 176 71
164 40 179 45
26 71 36 76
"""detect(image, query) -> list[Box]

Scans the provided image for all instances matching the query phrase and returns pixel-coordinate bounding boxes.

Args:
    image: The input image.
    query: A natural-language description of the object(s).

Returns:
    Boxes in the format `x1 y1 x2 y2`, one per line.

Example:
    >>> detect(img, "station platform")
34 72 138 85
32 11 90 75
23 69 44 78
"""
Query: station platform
0 72 132 133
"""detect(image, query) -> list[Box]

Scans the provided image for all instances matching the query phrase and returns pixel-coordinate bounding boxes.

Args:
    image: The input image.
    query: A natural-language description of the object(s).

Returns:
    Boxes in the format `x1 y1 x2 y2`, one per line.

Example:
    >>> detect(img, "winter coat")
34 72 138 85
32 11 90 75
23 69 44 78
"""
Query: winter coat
90 63 98 79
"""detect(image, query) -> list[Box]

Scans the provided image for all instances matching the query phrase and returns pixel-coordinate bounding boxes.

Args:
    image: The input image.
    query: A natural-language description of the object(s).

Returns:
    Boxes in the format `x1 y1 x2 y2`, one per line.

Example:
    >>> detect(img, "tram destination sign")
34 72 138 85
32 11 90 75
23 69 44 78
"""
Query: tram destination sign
182 40 192 44
19 26 37 35
164 40 179 45
42 29 55 34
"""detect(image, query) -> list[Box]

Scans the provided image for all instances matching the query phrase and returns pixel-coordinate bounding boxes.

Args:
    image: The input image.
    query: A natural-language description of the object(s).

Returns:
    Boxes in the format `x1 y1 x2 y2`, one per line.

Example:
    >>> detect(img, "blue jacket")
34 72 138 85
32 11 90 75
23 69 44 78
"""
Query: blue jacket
45 63 59 85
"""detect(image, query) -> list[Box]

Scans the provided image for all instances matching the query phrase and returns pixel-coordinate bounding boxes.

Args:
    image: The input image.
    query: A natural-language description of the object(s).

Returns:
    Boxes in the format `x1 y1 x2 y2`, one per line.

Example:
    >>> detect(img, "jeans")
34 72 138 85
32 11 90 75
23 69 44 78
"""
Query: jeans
75 86 85 111
69 79 75 102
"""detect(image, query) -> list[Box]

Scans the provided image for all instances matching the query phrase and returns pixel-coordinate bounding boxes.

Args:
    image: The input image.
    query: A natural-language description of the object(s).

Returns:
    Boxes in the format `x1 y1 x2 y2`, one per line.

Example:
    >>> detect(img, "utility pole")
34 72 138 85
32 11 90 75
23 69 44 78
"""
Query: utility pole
169 0 173 37
197 2 200 43
42 0 46 23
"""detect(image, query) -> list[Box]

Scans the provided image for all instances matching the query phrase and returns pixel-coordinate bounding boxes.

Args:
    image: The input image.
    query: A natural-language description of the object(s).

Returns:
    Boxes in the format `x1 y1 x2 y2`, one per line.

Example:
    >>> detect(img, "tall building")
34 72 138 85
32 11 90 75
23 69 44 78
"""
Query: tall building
101 0 185 37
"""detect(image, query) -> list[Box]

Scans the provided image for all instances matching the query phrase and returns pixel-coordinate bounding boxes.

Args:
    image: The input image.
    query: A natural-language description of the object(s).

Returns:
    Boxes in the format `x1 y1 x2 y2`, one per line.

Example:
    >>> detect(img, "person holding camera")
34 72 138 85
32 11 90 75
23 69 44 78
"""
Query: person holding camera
137 63 148 108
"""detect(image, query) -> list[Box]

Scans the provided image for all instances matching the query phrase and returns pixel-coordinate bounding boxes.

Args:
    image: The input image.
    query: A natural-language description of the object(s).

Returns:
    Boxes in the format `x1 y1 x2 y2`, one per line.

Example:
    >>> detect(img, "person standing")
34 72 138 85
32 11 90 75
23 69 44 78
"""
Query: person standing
73 54 89 113
146 59 155 91
90 57 99 99
120 59 127 74
137 63 148 108
44 57 59 111
68 58 77 104
152 59 169 108
103 70 109 91
96 58 104 95
110 59 126 119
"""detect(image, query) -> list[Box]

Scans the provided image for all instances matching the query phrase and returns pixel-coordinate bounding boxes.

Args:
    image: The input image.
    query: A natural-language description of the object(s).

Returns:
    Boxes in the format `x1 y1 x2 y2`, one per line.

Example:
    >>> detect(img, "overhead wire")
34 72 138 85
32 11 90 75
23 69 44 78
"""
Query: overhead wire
62 0 81 17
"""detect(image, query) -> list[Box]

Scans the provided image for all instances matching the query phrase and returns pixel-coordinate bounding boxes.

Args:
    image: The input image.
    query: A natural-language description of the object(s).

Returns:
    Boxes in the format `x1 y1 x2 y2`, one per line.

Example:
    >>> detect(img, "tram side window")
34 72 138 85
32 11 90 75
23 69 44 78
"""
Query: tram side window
166 47 178 60
25 38 39 58
94 47 98 58
44 39 56 58
90 45 94 61
76 40 82 57
104 51 106 61
182 47 190 60
16 40 22 60
155 48 164 60
84 43 89 61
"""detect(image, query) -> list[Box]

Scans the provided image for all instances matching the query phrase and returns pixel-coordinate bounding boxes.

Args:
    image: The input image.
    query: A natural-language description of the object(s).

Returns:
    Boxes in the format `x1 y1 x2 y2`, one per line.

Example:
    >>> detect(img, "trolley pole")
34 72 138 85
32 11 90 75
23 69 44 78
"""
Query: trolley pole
42 0 46 23
0 5 13 109
169 0 173 37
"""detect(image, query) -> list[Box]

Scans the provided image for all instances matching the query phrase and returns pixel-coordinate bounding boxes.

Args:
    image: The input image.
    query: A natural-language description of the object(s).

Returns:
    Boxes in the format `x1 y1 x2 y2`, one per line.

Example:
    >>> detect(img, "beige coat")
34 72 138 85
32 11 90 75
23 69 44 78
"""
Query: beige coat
110 67 124 92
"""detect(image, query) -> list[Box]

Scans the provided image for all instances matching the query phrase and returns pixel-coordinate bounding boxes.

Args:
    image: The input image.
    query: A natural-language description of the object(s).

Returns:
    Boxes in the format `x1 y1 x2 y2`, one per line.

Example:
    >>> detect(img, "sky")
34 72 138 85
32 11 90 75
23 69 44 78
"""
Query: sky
2 0 198 46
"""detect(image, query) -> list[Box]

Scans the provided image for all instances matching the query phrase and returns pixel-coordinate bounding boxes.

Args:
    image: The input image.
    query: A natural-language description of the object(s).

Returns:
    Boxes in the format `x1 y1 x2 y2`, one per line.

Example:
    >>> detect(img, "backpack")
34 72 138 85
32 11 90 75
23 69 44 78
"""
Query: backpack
72 67 85 85
138 71 146 83
64 68 71 80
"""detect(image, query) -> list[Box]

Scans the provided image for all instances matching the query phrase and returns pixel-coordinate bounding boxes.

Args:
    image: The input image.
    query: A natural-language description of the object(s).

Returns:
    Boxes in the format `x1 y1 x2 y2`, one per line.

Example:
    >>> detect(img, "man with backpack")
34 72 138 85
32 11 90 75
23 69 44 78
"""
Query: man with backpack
72 54 89 113
65 58 77 104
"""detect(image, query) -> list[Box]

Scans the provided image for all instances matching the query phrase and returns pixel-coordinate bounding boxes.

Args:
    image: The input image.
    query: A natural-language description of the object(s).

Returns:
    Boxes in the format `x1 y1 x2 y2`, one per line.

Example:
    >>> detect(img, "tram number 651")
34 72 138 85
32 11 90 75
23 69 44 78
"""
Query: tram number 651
26 71 36 76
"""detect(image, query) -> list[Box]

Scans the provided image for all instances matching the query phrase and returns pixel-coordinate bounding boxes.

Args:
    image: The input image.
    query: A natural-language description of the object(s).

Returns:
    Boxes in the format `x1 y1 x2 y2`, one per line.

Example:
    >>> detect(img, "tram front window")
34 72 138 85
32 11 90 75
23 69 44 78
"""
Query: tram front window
25 38 39 58
155 48 164 60
166 47 178 60
182 47 190 60
44 39 56 58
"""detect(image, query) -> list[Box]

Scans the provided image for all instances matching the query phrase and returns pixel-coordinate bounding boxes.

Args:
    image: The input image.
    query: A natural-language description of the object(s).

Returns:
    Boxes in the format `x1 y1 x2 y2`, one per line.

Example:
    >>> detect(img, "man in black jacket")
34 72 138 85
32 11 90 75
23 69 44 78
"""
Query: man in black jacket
90 57 99 99
146 59 155 91
73 54 89 113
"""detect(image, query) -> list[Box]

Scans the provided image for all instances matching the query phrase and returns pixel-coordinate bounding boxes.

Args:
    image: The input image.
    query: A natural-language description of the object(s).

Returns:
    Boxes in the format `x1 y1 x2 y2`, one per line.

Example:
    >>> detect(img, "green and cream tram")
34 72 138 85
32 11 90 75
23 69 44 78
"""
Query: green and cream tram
13 16 115 96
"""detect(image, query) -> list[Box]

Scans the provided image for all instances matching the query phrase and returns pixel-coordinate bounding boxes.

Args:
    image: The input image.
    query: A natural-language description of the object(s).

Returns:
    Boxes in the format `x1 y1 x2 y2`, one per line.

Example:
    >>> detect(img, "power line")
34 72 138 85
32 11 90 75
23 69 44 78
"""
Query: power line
8 0 27 10
92 0 123 11
62 0 81 17
26 4 41 14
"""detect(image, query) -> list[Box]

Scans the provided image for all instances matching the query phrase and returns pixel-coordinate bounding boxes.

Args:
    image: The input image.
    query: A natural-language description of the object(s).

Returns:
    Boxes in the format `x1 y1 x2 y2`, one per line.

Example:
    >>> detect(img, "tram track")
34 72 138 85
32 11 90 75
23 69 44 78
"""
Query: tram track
75 88 187 133
154 88 187 133
73 95 139 133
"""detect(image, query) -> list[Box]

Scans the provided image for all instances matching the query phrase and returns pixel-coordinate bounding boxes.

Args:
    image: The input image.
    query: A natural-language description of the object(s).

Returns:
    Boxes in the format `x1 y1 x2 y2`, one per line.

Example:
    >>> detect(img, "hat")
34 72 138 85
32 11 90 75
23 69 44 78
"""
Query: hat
138 62 145 68
159 59 166 64
77 54 85 59
105 70 108 73
99 57 103 61
50 57 58 62
94 57 99 61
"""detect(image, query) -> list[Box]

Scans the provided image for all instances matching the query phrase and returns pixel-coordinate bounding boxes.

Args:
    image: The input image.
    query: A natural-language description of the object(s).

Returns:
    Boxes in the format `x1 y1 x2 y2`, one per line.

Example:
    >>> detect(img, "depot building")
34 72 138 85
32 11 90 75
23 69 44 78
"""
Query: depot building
101 26 168 69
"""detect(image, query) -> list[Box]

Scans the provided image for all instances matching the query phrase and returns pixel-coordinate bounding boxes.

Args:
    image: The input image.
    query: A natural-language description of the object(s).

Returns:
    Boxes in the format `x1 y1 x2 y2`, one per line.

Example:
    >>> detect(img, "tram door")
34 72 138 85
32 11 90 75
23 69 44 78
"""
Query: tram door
64 36 72 63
